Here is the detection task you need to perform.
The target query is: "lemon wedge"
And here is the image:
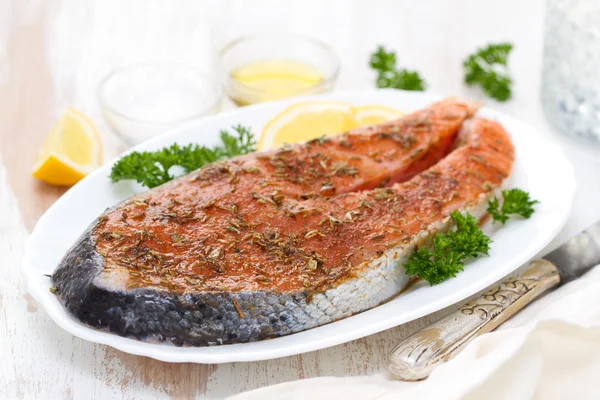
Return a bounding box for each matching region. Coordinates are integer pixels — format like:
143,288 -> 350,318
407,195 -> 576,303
32,108 -> 103,186
259,101 -> 356,150
258,102 -> 404,150
354,105 -> 405,127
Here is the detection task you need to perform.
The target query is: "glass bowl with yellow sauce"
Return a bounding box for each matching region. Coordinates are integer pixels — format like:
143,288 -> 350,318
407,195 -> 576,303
219,33 -> 340,106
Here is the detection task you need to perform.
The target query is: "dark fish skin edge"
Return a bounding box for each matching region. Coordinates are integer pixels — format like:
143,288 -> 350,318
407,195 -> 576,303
51,221 -> 315,346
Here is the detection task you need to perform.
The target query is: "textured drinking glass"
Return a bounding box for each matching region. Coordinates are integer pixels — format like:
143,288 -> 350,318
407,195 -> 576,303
542,0 -> 600,147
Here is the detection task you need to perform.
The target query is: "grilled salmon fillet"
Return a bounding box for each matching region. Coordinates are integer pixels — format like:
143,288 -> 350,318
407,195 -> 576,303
51,98 -> 514,346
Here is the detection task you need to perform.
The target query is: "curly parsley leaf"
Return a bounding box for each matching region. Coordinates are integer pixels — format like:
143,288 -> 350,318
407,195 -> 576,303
110,125 -> 256,188
369,46 -> 426,91
488,189 -> 539,224
217,125 -> 256,159
448,211 -> 492,258
404,211 -> 491,285
463,43 -> 513,102
405,234 -> 465,285
369,46 -> 397,72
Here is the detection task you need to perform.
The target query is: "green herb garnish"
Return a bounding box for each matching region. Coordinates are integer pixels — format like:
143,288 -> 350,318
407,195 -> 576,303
487,189 -> 539,224
110,125 -> 255,188
369,46 -> 426,91
405,211 -> 491,285
463,43 -> 513,102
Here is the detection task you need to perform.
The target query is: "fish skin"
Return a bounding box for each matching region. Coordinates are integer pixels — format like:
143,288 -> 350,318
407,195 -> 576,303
52,227 -> 411,345
51,100 -> 514,346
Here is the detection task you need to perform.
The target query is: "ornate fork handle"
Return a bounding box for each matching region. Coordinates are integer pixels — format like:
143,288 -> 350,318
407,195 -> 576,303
388,259 -> 560,381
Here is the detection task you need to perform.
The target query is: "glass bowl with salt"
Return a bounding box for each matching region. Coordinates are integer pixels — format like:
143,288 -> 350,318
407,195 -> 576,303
98,63 -> 222,145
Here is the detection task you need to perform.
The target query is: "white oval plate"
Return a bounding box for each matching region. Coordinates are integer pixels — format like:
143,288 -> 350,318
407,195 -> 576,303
24,90 -> 575,363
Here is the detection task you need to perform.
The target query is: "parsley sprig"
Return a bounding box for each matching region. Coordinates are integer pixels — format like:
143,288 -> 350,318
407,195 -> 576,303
463,43 -> 513,102
110,125 -> 255,188
405,211 -> 491,285
487,189 -> 539,224
369,46 -> 426,91
406,188 -> 539,284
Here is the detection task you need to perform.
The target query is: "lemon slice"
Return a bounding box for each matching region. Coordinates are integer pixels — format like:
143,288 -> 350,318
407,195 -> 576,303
258,101 -> 356,150
32,108 -> 103,186
258,102 -> 404,150
354,105 -> 405,126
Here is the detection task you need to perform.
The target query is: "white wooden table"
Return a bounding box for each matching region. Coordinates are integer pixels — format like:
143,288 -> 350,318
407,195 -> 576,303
2,0 -> 600,398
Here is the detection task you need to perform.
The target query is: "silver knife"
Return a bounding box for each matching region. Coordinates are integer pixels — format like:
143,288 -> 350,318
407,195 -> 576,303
388,222 -> 600,381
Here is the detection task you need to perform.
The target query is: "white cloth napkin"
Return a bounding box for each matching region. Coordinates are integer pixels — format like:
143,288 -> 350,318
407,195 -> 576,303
230,266 -> 600,400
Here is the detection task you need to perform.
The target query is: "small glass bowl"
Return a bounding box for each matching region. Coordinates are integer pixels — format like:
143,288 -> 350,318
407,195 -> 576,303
219,33 -> 340,106
98,63 -> 222,145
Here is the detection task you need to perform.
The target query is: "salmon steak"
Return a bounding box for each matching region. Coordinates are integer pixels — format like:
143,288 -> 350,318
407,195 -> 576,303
51,98 -> 515,346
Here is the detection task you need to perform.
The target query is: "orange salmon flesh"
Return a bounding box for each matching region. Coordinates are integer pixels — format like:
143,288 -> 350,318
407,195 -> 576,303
92,98 -> 514,294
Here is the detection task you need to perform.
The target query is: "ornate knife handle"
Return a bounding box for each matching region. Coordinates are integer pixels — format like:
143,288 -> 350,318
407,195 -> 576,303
388,259 -> 560,381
